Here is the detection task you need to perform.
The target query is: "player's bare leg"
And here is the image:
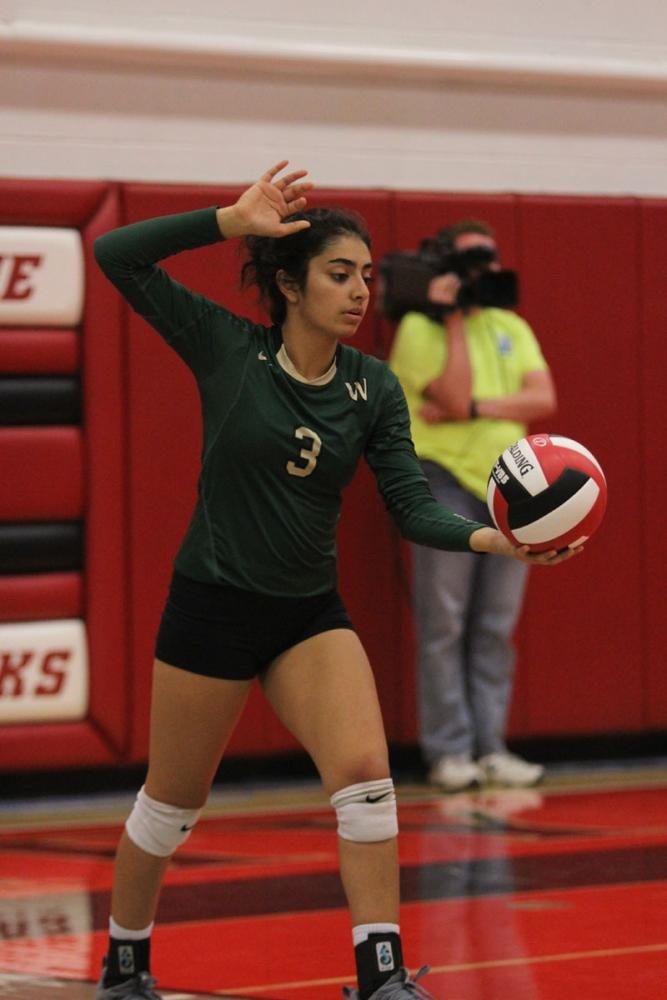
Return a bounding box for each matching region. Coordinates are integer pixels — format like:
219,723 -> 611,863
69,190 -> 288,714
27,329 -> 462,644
263,629 -> 409,997
112,661 -> 252,926
97,661 -> 252,997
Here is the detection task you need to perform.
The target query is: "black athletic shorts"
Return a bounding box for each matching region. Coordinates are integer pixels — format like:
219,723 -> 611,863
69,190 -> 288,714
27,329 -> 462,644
155,570 -> 355,680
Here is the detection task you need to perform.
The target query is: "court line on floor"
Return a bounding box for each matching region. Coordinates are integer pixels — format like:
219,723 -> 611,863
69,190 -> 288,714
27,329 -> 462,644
220,941 -> 667,994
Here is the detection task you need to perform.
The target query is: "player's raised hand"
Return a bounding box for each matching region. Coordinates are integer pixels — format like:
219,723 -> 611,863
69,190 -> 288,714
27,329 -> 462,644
217,161 -> 313,240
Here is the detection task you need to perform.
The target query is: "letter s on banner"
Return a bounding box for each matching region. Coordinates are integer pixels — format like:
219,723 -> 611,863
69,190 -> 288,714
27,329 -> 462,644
0,620 -> 88,724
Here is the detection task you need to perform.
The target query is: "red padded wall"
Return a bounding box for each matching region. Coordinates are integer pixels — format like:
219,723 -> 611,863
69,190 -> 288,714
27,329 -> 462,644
640,201 -> 667,728
0,180 -> 110,228
0,330 -> 79,373
2,177 -> 665,775
81,185 -> 132,759
389,192 -> 520,260
0,179 -> 128,771
515,197 -> 644,735
2,721 -> 124,770
0,427 -> 83,520
0,573 -> 82,622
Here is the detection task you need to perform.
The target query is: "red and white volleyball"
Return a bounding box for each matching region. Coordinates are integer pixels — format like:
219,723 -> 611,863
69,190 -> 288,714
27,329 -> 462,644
486,433 -> 607,552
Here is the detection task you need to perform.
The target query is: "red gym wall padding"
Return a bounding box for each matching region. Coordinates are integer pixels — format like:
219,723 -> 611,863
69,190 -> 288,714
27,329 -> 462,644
81,184 -> 132,761
0,180 -> 111,228
639,201 -> 667,728
0,573 -> 82,623
0,427 -> 83,521
0,330 -> 79,373
1,177 -> 666,774
0,180 -> 129,771
511,197 -> 644,736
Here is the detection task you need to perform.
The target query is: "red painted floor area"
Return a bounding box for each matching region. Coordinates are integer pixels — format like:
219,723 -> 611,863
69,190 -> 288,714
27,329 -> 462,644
0,775 -> 666,998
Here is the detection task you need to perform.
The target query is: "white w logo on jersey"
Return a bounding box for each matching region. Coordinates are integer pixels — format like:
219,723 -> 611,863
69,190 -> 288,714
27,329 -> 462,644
345,379 -> 368,401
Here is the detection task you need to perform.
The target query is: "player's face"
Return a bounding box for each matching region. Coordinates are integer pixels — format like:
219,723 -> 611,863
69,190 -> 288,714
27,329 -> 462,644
299,235 -> 372,339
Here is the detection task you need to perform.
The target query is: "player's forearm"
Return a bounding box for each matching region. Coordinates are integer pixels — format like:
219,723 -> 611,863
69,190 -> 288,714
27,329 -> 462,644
215,205 -> 251,240
469,527 -> 509,554
95,207 -> 223,278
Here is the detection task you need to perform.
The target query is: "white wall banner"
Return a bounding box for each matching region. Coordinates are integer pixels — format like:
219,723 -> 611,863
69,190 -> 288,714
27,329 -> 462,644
0,228 -> 84,327
0,889 -> 94,979
0,619 -> 89,723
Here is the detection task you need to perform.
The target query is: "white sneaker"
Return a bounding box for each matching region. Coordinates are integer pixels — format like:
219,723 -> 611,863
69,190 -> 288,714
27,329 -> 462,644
428,753 -> 481,792
478,752 -> 544,787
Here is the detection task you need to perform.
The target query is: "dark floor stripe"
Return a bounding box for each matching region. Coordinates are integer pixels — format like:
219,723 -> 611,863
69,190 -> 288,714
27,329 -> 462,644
87,842 -> 667,931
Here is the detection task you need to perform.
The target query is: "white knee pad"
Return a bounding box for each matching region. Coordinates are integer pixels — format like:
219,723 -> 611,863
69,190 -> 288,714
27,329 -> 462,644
330,779 -> 398,842
125,786 -> 202,858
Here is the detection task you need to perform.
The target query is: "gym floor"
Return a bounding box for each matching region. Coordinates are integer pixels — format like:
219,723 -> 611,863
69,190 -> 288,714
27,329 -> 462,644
1,757 -> 666,999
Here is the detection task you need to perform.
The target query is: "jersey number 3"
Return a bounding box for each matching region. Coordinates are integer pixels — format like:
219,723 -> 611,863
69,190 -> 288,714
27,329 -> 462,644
287,426 -> 322,478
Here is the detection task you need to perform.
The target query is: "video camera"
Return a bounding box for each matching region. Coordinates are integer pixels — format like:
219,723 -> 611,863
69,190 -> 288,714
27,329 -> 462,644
378,230 -> 519,322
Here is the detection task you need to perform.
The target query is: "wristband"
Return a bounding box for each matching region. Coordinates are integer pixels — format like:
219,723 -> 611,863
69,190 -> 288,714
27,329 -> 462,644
469,399 -> 478,419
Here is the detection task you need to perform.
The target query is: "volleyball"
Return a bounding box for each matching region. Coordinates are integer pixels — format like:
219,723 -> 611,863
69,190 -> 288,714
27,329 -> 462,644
486,433 -> 607,552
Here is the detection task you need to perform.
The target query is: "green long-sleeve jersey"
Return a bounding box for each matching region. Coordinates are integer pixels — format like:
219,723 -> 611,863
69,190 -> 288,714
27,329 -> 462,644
94,207 -> 486,596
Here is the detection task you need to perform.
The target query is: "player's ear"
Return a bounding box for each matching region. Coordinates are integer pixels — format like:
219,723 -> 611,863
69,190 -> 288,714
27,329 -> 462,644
276,269 -> 299,304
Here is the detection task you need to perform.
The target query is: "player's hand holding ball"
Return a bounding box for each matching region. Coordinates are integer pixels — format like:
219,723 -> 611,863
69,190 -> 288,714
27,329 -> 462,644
485,433 -> 607,563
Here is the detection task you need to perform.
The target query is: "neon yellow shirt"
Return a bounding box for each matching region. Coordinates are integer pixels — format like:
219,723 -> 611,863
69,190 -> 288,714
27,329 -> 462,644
389,308 -> 548,501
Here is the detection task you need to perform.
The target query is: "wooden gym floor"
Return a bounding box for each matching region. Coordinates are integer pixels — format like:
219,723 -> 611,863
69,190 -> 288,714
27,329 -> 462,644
1,759 -> 666,999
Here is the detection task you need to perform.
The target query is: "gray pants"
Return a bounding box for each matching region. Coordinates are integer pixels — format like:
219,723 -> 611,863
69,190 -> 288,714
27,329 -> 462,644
413,462 -> 529,764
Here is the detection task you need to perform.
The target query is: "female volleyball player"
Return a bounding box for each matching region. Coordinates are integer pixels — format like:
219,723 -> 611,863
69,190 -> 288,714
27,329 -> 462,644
93,162 -> 575,1000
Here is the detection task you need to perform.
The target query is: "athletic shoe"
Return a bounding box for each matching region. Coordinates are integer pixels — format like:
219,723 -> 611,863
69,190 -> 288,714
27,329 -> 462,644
478,751 -> 544,787
95,962 -> 162,1000
428,753 -> 481,792
342,965 -> 435,998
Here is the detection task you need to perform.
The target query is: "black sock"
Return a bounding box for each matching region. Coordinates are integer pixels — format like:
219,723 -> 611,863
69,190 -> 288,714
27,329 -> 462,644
104,936 -> 151,985
355,932 -> 403,999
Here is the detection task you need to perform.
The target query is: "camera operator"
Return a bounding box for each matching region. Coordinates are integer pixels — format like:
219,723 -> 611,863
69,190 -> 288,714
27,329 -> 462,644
388,219 -> 557,792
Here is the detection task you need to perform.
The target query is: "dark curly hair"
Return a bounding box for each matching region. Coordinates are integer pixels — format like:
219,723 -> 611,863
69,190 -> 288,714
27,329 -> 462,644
241,207 -> 371,325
